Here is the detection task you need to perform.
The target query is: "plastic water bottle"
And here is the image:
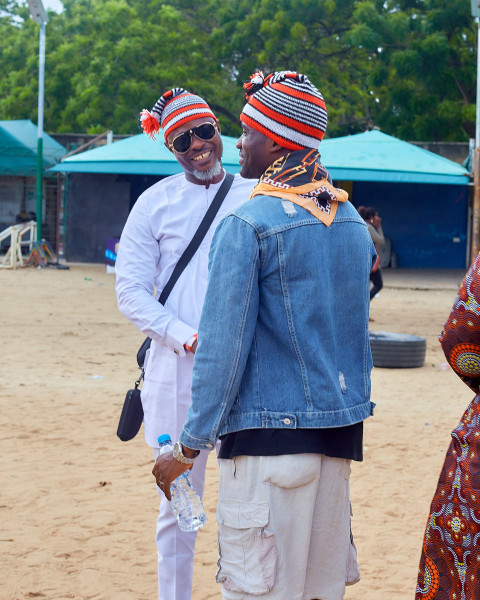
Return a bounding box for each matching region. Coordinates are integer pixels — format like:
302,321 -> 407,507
157,434 -> 207,533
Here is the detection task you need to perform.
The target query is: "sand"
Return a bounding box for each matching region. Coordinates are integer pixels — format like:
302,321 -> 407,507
0,264 -> 472,600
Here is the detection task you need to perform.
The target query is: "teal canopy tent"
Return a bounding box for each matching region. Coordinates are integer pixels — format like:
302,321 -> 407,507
50,129 -> 470,185
49,128 -> 472,267
0,120 -> 66,176
50,132 -> 242,175
320,130 -> 470,185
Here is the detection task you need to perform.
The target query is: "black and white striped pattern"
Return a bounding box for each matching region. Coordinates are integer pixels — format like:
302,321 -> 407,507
151,88 -> 186,121
241,71 -> 327,150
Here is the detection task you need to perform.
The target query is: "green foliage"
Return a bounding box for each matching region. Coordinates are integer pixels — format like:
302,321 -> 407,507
0,0 -> 477,141
204,0 -> 377,136
350,0 -> 476,140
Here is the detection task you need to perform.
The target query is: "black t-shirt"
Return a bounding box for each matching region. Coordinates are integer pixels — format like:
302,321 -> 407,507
218,422 -> 363,461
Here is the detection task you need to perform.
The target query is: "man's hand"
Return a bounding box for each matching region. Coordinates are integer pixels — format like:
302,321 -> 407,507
152,451 -> 191,501
184,334 -> 198,354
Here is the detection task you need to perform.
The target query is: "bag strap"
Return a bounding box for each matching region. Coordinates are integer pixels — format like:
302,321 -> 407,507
158,171 -> 235,305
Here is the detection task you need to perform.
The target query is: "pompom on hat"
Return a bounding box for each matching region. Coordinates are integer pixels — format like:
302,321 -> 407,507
240,70 -> 328,151
140,88 -> 217,141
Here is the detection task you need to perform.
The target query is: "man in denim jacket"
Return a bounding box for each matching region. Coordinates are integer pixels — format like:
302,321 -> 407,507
154,71 -> 376,600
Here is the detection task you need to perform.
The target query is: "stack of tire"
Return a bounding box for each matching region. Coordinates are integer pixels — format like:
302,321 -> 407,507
369,331 -> 426,368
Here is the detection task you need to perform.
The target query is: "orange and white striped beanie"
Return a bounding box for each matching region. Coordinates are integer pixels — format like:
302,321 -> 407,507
241,71 -> 327,150
140,88 -> 217,141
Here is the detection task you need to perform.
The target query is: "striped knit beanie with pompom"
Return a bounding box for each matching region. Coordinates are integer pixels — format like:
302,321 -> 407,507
140,88 -> 217,141
240,71 -> 327,150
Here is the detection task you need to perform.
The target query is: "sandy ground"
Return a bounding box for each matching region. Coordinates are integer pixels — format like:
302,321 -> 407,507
0,263 -> 473,600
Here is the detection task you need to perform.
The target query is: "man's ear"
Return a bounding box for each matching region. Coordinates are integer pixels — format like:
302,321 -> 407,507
268,138 -> 288,162
164,141 -> 173,154
215,120 -> 221,135
270,140 -> 283,152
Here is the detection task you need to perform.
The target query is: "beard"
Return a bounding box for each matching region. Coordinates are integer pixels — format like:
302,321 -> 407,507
189,159 -> 223,182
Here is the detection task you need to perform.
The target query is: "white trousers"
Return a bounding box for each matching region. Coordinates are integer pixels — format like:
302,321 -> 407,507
216,454 -> 355,600
145,347 -> 210,600
153,447 -> 209,600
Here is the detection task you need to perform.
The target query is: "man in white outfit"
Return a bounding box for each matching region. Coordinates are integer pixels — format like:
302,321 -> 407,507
115,88 -> 253,600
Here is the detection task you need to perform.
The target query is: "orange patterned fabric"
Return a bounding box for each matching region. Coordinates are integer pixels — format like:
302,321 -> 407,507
416,255 -> 480,599
250,149 -> 348,227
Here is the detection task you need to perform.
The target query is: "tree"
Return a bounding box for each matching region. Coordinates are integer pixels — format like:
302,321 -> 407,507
0,0 -> 377,137
349,0 -> 476,141
0,0 -> 231,134
0,0 -> 476,141
0,2 -> 41,124
207,0 -> 376,137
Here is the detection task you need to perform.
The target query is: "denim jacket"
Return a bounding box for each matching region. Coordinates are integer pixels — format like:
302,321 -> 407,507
180,195 -> 376,451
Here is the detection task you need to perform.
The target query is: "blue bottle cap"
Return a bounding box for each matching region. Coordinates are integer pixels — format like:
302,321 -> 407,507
158,434 -> 172,446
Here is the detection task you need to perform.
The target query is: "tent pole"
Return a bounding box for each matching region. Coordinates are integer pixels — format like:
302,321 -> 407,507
36,18 -> 46,242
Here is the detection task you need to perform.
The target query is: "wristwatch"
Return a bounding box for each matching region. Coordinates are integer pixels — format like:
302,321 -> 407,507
173,441 -> 200,464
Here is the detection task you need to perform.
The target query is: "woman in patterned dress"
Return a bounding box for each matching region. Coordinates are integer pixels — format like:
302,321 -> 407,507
416,254 -> 480,600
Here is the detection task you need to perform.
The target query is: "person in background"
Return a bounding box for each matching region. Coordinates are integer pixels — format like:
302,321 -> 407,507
153,70 -> 376,600
416,253 -> 480,599
115,88 -> 253,600
362,206 -> 384,301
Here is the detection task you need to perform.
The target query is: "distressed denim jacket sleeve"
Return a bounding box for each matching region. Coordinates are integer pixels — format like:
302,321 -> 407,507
179,214 -> 260,450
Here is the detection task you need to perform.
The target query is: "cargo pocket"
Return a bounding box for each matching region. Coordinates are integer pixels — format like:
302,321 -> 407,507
346,529 -> 360,585
262,454 -> 320,489
216,499 -> 278,594
339,459 -> 352,481
346,502 -> 360,586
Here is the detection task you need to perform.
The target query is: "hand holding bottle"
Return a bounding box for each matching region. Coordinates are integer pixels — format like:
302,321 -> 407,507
153,447 -> 190,501
153,435 -> 207,532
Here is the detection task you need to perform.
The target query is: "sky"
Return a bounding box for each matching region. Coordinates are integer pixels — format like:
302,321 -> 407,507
42,0 -> 63,12
16,0 -> 64,13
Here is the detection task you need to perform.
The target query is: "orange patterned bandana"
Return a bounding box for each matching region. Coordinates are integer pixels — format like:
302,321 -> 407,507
250,149 -> 347,226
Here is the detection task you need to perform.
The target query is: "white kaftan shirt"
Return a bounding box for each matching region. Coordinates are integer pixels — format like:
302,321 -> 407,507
116,172 -> 254,446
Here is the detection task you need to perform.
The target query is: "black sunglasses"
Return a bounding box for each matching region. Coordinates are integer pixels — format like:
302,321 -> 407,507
168,122 -> 218,154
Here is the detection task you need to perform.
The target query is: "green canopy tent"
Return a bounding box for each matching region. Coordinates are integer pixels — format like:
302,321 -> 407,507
0,120 -> 66,246
0,119 -> 66,176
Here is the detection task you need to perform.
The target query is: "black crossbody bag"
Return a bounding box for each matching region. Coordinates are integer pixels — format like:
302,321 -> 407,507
117,172 -> 235,441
